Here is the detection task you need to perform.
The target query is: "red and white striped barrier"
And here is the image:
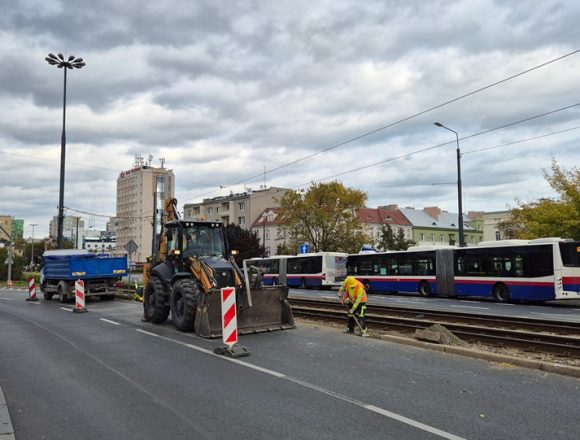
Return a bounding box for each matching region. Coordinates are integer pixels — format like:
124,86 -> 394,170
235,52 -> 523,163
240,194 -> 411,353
73,279 -> 87,313
213,287 -> 249,358
26,277 -> 39,302
221,287 -> 238,346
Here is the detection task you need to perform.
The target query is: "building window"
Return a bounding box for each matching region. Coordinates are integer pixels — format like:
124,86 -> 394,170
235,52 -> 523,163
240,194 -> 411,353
440,234 -> 445,242
267,212 -> 274,221
495,231 -> 501,240
238,216 -> 245,225
206,207 -> 213,215
420,233 -> 424,241
265,229 -> 270,239
238,202 -> 246,211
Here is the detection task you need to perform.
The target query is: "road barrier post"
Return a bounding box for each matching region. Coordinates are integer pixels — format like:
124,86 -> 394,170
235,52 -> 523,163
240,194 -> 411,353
213,287 -> 249,358
73,279 -> 87,313
26,277 -> 39,302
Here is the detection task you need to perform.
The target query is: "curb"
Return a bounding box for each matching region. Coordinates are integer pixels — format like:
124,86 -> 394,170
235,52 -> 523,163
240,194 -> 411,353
375,333 -> 580,378
0,386 -> 15,440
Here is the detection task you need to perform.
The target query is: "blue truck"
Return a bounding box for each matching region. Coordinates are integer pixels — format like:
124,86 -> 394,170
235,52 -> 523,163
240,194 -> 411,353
40,250 -> 128,302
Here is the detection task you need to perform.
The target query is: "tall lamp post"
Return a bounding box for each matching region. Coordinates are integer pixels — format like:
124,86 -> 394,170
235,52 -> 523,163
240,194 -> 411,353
30,223 -> 38,267
45,53 -> 85,248
434,122 -> 465,247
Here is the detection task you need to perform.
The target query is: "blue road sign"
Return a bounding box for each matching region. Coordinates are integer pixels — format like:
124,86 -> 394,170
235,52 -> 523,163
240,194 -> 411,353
299,243 -> 310,254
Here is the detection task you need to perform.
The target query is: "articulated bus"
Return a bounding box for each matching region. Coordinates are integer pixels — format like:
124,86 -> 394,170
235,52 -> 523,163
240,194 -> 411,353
346,238 -> 580,302
245,252 -> 348,289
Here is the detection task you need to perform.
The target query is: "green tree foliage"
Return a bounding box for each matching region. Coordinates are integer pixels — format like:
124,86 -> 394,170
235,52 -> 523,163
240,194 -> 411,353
224,223 -> 265,265
377,223 -> 414,250
498,160 -> 580,240
277,181 -> 368,253
0,247 -> 24,281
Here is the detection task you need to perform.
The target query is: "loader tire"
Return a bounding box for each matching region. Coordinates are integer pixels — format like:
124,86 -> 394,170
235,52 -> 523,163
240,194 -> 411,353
144,276 -> 170,323
170,278 -> 200,332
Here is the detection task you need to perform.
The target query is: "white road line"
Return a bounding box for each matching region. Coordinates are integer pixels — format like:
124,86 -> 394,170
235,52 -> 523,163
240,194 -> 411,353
450,305 -> 489,310
459,300 -> 482,304
59,307 -> 74,312
136,329 -> 466,440
27,301 -> 40,305
0,297 -> 13,300
496,303 -> 515,306
100,318 -> 120,326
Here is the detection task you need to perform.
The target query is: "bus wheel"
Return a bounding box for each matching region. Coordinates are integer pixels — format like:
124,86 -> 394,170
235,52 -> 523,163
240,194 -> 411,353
493,283 -> 510,303
363,280 -> 373,294
300,278 -> 307,289
418,281 -> 431,297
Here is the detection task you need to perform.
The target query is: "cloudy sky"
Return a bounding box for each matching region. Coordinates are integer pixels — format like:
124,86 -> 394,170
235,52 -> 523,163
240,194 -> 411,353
1,0 -> 579,238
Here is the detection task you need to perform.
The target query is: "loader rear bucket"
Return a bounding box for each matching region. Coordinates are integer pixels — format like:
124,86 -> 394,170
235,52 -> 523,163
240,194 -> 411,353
194,286 -> 295,338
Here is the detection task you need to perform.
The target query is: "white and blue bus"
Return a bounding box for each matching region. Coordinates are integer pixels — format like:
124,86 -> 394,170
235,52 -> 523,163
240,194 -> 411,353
346,238 -> 580,302
246,252 -> 348,289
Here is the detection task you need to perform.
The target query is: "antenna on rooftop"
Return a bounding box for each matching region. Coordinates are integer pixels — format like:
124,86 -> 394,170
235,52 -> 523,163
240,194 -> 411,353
159,157 -> 165,168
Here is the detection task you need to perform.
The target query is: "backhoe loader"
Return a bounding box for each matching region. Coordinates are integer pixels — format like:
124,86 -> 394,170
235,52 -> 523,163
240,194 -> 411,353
142,198 -> 294,338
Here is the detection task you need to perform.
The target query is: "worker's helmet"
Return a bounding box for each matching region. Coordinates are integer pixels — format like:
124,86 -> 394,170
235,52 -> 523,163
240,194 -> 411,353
344,276 -> 357,288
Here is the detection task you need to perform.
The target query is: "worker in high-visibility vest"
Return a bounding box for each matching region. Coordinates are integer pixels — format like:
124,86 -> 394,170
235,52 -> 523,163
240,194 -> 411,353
338,276 -> 368,337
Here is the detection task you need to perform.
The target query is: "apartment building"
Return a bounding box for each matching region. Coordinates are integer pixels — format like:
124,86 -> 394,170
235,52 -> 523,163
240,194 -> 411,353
115,163 -> 175,263
184,186 -> 289,229
250,208 -> 287,256
357,207 -> 413,249
49,216 -> 85,249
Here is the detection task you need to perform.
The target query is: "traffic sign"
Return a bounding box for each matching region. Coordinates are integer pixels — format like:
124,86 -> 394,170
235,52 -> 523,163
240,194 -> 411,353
124,240 -> 138,254
299,243 -> 310,254
4,257 -> 13,265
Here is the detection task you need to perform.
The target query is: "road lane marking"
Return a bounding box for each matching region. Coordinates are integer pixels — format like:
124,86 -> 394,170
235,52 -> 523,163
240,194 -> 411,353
496,303 -> 515,306
60,307 -> 74,312
0,297 -> 13,300
27,301 -> 40,305
100,318 -> 120,326
450,305 -> 488,310
136,329 -> 466,440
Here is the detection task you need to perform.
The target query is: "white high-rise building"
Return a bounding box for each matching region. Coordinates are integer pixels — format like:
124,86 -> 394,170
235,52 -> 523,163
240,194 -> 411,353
116,160 -> 175,264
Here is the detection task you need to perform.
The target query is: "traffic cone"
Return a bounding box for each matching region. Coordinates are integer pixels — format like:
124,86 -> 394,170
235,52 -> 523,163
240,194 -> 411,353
26,277 -> 39,302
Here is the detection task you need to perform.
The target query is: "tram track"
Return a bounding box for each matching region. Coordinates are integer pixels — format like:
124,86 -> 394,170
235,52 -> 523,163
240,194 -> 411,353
288,297 -> 580,358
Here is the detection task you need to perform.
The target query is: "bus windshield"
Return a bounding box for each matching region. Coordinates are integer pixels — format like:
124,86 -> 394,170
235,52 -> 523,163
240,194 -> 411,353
183,225 -> 225,258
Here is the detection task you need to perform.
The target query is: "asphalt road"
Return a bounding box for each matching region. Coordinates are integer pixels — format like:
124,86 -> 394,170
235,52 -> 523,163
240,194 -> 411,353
0,288 -> 579,440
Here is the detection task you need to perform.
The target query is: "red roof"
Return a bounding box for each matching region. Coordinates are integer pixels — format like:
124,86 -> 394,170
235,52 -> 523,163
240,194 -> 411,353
356,208 -> 412,226
251,208 -> 282,228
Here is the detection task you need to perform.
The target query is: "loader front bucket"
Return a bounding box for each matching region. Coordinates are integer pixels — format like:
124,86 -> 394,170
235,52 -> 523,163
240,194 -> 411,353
194,286 -> 295,338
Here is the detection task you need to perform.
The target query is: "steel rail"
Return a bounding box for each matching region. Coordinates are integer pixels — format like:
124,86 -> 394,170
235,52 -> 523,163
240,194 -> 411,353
289,298 -> 580,358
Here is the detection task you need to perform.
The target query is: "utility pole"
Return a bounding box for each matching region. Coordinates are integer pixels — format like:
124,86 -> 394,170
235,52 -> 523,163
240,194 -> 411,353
0,224 -> 14,286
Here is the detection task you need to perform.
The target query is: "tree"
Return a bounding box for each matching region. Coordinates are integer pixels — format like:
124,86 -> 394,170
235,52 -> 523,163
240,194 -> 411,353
498,160 -> 580,240
224,224 -> 265,266
377,223 -> 414,251
277,181 -> 368,253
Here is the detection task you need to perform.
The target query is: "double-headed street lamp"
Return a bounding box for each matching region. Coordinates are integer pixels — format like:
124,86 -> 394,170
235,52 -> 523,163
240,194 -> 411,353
45,53 -> 85,248
434,122 -> 465,247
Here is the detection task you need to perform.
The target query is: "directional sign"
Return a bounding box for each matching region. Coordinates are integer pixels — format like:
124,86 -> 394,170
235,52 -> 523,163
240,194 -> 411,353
124,239 -> 138,254
4,257 -> 13,265
299,243 -> 310,254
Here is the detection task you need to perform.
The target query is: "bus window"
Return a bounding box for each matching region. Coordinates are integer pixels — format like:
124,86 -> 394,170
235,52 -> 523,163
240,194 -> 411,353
399,257 -> 413,275
514,255 -> 524,277
386,258 -> 398,275
560,242 -> 580,267
416,257 -> 434,275
455,256 -> 465,275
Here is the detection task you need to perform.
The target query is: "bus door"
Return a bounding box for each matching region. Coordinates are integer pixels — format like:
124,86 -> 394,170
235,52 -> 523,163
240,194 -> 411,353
278,257 -> 288,287
436,248 -> 455,297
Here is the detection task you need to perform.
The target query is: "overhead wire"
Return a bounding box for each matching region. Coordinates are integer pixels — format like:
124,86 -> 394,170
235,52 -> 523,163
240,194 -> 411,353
190,49 -> 580,200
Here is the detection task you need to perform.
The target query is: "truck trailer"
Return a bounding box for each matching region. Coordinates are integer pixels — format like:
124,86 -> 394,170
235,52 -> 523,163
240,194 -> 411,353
40,250 -> 128,302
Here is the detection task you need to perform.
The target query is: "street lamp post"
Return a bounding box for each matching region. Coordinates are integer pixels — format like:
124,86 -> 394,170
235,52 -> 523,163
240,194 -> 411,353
434,122 -> 465,247
30,223 -> 38,267
45,53 -> 85,249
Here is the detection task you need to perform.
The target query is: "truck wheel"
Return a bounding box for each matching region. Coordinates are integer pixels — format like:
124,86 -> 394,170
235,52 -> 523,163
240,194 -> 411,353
43,292 -> 53,300
170,278 -> 200,332
144,276 -> 170,323
58,282 -> 69,303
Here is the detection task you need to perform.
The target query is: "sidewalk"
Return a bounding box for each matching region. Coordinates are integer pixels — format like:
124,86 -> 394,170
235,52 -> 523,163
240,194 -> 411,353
0,385 -> 15,440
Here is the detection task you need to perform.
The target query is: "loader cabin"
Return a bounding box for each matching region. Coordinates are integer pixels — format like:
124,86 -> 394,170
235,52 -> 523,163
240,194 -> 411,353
164,221 -> 227,259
